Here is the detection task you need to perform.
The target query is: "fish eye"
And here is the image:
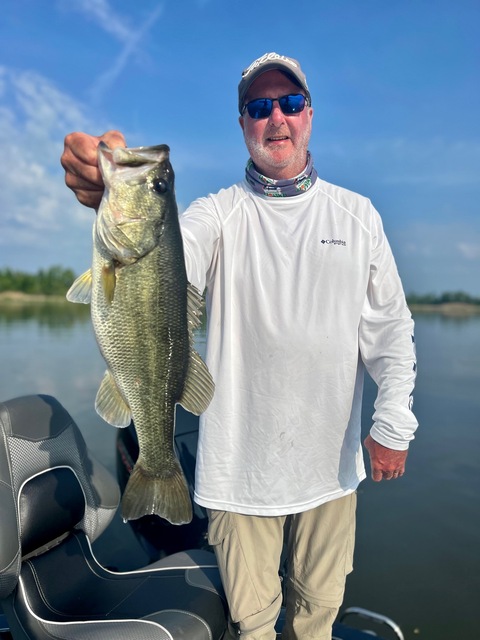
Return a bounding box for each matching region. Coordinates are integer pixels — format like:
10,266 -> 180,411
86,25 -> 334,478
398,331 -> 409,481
153,179 -> 169,194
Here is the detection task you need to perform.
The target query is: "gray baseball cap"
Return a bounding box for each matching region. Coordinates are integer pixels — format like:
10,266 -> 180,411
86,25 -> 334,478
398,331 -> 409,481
238,52 -> 311,114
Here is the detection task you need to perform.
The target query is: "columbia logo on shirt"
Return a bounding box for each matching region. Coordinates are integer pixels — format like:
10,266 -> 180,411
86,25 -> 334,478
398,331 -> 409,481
321,239 -> 347,246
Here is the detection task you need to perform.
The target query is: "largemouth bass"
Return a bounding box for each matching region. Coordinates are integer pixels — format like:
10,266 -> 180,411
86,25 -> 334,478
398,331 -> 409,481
67,142 -> 214,525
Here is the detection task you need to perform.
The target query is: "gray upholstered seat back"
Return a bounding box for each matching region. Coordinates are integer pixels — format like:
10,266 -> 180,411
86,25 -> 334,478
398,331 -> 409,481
0,394 -> 120,598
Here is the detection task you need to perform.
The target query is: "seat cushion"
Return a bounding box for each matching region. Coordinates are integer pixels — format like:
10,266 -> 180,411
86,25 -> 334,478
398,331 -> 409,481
7,532 -> 227,640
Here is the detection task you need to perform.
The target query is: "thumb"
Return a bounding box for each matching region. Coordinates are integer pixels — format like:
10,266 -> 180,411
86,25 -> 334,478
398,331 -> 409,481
97,130 -> 127,150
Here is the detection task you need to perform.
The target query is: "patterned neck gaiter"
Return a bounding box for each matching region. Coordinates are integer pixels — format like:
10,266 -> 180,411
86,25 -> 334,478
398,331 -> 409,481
245,152 -> 318,197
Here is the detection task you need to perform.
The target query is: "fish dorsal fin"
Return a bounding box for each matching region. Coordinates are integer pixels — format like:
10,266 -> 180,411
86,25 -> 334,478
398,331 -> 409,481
95,369 -> 132,427
66,269 -> 93,304
186,282 -> 205,331
178,283 -> 215,415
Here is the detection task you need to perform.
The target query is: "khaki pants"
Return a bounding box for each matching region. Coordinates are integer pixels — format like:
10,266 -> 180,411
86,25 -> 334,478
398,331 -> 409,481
207,493 -> 356,640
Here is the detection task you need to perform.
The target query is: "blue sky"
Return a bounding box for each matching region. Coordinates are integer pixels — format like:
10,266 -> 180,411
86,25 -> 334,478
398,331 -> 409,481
0,0 -> 479,295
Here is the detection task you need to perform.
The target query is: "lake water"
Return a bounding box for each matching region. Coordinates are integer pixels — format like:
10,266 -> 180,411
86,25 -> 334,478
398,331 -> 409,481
1,303 -> 479,640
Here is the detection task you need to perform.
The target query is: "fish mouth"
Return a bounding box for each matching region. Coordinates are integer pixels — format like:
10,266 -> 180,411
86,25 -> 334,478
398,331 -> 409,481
112,144 -> 170,166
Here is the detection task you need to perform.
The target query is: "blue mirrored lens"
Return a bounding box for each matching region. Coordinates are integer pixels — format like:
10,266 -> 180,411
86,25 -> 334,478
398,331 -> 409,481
245,94 -> 306,119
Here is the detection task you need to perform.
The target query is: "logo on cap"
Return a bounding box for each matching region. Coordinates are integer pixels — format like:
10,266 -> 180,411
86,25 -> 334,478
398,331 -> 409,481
242,52 -> 299,78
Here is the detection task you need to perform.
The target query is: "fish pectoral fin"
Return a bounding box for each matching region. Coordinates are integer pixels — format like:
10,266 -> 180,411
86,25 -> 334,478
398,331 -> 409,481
66,268 -> 92,304
178,349 -> 215,415
95,369 -> 132,427
101,262 -> 116,304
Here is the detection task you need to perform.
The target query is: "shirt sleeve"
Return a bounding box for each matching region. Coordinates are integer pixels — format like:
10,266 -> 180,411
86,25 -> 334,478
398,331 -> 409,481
358,204 -> 418,450
179,196 -> 221,293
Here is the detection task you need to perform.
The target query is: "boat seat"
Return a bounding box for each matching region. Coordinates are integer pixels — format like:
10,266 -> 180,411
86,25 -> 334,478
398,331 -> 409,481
0,394 -> 227,640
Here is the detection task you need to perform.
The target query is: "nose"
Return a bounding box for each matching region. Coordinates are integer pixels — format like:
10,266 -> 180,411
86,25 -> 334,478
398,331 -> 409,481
268,100 -> 286,126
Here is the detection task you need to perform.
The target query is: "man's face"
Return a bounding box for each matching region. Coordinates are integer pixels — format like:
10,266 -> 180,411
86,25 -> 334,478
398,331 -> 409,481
239,70 -> 313,180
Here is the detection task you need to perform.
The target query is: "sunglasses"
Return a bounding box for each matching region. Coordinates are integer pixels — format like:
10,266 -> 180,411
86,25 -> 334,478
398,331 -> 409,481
242,93 -> 309,119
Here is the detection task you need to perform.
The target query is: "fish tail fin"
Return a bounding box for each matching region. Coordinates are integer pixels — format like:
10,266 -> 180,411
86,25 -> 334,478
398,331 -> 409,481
121,459 -> 193,525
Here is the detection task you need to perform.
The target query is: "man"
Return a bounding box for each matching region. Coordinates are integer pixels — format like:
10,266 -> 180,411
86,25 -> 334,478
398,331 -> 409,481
61,52 -> 418,640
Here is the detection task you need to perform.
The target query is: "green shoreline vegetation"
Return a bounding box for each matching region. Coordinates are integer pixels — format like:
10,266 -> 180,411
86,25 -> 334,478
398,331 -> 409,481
1,266 -> 479,316
0,266 -> 76,299
406,292 -> 480,316
0,267 -> 90,327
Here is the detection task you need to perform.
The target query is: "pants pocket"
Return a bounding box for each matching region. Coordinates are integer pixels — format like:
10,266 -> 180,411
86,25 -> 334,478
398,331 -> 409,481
207,508 -> 235,545
207,510 -> 282,626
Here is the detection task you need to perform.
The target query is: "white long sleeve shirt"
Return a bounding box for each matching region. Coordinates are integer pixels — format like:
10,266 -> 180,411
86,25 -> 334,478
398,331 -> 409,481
180,177 -> 418,516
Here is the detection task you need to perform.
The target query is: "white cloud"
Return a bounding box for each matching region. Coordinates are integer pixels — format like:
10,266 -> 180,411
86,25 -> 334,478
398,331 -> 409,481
0,67 -> 6,96
394,221 -> 480,256
66,0 -> 136,43
61,0 -> 164,105
0,64 -> 207,274
457,242 -> 480,261
89,5 -> 163,104
316,136 -> 480,188
11,71 -> 90,142
389,220 -> 480,295
0,67 -> 103,269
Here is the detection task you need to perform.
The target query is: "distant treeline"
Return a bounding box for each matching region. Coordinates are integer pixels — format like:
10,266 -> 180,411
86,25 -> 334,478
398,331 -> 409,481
1,267 -> 479,306
0,266 -> 76,296
407,291 -> 480,306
